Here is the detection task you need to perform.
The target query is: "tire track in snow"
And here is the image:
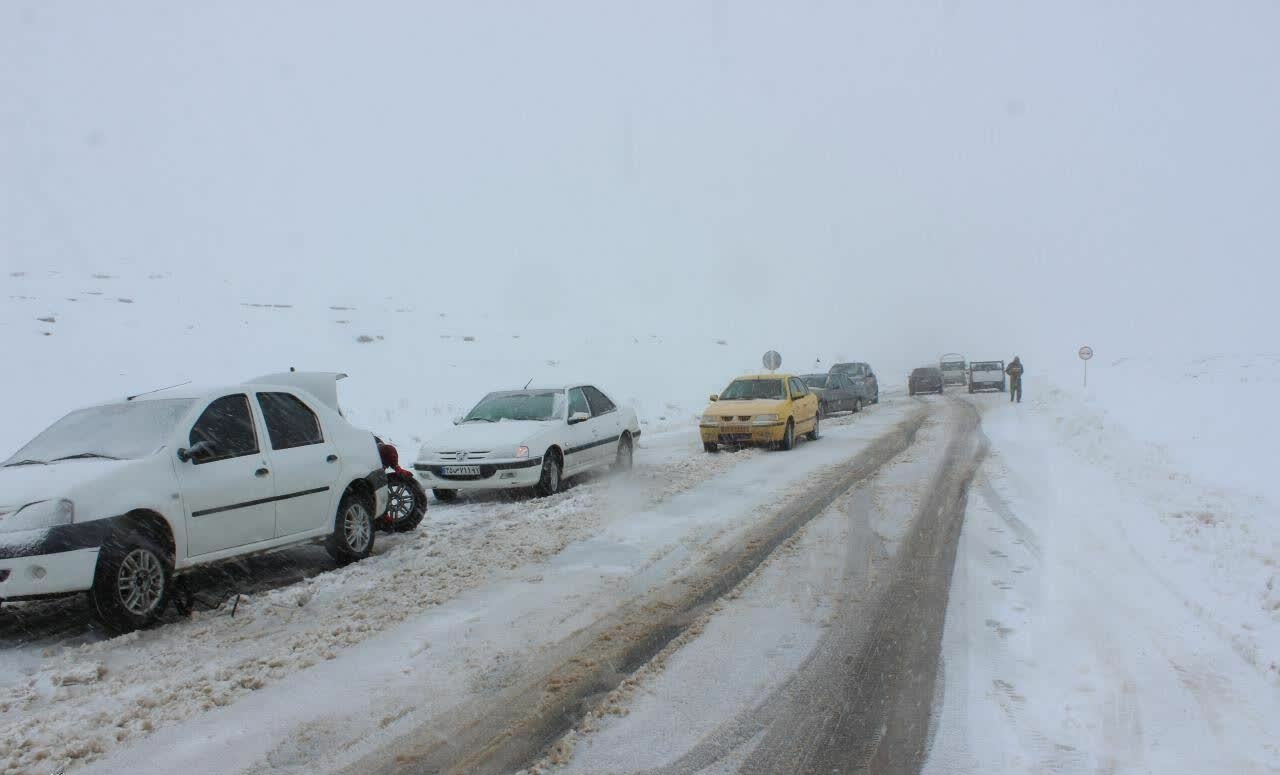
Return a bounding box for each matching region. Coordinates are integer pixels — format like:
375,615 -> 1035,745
346,406 -> 933,775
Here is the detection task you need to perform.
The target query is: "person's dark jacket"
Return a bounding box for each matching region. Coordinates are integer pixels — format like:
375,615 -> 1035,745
1006,358 -> 1024,377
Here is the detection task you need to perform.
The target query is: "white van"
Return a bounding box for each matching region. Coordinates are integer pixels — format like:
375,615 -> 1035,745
939,353 -> 968,386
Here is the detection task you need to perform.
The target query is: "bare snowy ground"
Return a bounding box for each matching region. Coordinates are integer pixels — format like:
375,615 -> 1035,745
924,373 -> 1280,774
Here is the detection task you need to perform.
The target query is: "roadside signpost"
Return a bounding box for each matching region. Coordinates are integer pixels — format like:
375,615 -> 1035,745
1078,345 -> 1094,387
762,350 -> 782,372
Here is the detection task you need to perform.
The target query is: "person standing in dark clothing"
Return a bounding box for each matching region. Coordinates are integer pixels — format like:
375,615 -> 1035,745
1006,356 -> 1024,402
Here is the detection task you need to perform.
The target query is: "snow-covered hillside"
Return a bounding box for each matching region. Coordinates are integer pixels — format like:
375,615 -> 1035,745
2,267 -> 897,460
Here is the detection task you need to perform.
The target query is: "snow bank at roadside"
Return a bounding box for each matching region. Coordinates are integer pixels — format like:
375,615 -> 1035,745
925,357 -> 1280,775
1025,357 -> 1280,679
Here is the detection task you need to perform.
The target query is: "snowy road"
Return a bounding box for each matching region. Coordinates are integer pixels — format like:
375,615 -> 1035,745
7,375 -> 1276,775
541,398 -> 985,775
1,396 -> 928,775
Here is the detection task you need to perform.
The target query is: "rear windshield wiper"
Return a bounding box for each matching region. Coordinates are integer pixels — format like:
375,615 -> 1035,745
2,459 -> 47,467
50,453 -> 122,462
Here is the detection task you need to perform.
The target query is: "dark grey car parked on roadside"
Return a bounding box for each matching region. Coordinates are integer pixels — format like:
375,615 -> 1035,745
799,372 -> 865,415
828,362 -> 880,405
909,367 -> 945,396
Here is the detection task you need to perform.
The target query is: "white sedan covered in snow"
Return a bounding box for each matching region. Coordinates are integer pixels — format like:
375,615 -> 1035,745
0,372 -> 388,632
414,385 -> 640,500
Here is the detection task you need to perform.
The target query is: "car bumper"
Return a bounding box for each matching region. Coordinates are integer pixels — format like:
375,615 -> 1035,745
0,546 -> 99,600
413,458 -> 544,490
700,422 -> 786,445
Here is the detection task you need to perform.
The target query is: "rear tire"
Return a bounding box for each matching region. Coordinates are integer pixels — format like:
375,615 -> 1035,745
853,397 -> 863,413
90,530 -> 172,633
703,442 -> 719,453
326,489 -> 376,564
872,391 -> 879,404
807,412 -> 821,441
386,472 -> 427,532
777,419 -> 795,451
534,452 -> 562,497
432,488 -> 459,503
613,434 -> 634,472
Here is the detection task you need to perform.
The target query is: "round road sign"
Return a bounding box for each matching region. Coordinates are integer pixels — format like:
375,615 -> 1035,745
762,350 -> 782,371
1078,346 -> 1094,361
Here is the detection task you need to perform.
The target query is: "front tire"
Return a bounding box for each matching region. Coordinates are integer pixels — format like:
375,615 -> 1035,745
326,489 -> 376,564
534,452 -> 563,497
91,531 -> 173,633
432,488 -> 459,503
777,419 -> 795,451
872,390 -> 880,404
386,472 -> 427,532
807,412 -> 821,441
853,397 -> 863,413
703,442 -> 719,453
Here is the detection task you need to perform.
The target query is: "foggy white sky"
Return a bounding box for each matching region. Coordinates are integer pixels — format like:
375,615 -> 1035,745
3,1 -> 1278,372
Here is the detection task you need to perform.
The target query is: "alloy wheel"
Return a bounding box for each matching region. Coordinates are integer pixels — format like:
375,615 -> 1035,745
343,502 -> 372,551
386,481 -> 413,524
117,549 -> 165,616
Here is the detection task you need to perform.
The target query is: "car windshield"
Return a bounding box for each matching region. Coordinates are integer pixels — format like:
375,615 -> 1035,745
720,379 -> 785,400
800,375 -> 829,389
464,391 -> 565,422
972,362 -> 1001,370
4,399 -> 195,465
914,369 -> 940,377
940,361 -> 966,370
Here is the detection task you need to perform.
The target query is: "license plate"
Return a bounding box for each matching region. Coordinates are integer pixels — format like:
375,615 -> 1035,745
723,425 -> 749,434
442,465 -> 481,476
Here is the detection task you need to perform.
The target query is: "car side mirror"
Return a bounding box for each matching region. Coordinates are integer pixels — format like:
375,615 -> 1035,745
453,416 -> 464,425
708,394 -> 719,402
177,439 -> 215,463
568,411 -> 591,425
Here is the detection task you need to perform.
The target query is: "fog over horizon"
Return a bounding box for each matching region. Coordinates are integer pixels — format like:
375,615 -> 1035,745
4,1 -> 1278,377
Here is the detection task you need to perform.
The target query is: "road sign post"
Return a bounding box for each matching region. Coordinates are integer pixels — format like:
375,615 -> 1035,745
1078,345 -> 1094,387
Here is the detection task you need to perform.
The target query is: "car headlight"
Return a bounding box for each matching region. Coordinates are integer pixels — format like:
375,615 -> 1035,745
515,445 -> 530,458
752,414 -> 780,425
700,415 -> 720,425
1,499 -> 74,534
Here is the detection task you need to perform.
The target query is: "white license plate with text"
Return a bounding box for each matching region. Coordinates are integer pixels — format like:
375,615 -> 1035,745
442,465 -> 481,476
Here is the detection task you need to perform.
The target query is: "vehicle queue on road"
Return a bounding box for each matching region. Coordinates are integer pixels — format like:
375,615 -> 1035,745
0,352 -> 1013,633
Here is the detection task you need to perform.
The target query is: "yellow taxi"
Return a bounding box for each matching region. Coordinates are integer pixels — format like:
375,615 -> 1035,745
699,373 -> 821,452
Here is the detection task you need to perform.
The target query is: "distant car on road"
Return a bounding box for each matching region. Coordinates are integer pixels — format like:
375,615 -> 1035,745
799,373 -> 865,415
700,374 -> 820,452
414,385 -> 639,502
0,372 -> 389,632
939,354 -> 967,386
909,367 -> 945,396
827,362 -> 879,405
968,360 -> 1007,393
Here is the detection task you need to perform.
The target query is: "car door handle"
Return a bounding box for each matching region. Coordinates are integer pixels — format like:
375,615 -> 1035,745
255,468 -> 270,477
326,454 -> 338,463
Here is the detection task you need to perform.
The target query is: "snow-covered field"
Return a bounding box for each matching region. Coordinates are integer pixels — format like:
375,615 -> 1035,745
0,268 -> 904,459
924,365 -> 1280,774
5,272 -> 1279,775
